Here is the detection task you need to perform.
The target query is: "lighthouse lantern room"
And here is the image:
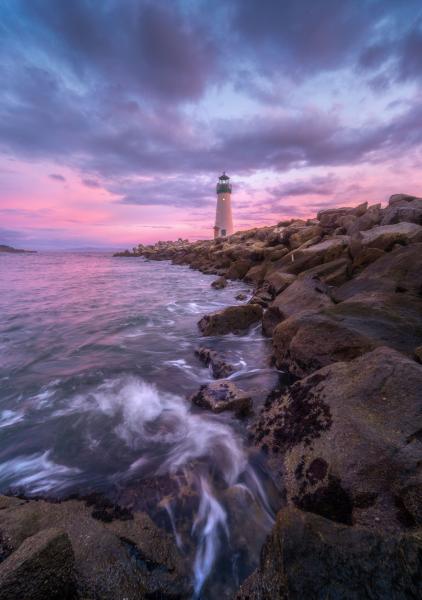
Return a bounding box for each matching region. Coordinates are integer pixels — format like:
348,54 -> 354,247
214,172 -> 234,238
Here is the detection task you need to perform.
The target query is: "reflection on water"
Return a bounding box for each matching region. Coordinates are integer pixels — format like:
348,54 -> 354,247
0,251 -> 280,598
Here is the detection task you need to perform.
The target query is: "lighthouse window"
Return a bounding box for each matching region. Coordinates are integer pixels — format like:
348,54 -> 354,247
221,229 -> 226,236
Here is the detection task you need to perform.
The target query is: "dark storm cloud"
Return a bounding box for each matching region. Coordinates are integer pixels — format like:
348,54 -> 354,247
0,0 -> 422,211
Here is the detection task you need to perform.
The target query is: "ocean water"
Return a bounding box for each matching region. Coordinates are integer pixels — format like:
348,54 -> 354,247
0,251 -> 280,598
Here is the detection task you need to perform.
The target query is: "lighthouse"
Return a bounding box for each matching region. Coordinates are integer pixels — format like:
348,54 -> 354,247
213,172 -> 234,239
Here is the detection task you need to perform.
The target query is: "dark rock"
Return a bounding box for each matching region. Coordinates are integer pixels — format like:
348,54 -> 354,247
198,304 -> 263,336
0,495 -> 190,600
244,263 -> 268,285
254,347 -> 422,531
296,257 -> 352,286
346,203 -> 382,235
195,346 -> 235,378
351,247 -> 385,272
267,276 -> 333,334
190,380 -> 252,416
332,243 -> 422,302
415,346 -> 422,363
264,271 -> 296,295
272,290 -> 422,377
235,292 -> 248,301
0,528 -> 75,600
235,507 -> 422,600
211,276 -> 227,289
226,258 -> 253,280
271,237 -> 350,276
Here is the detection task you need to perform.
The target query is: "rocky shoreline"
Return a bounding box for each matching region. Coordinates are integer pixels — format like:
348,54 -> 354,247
116,193 -> 422,598
1,193 -> 421,599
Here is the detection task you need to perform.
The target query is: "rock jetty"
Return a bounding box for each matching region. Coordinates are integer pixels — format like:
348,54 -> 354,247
115,193 -> 422,599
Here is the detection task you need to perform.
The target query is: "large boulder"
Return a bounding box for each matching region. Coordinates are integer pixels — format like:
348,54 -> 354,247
190,380 -> 252,416
0,496 -> 190,600
272,291 -> 422,377
264,272 -> 296,295
235,507 -> 422,600
0,528 -> 75,600
346,203 -> 382,235
381,194 -> 422,226
270,237 -> 350,276
296,257 -> 352,286
358,222 -> 422,251
332,243 -> 422,302
263,277 -> 333,337
317,203 -> 367,231
225,258 -> 253,280
288,225 -> 322,250
253,347 -> 422,531
198,304 -> 263,336
272,310 -> 376,377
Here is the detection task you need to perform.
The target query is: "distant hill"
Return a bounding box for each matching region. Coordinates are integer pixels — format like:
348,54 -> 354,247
0,244 -> 36,254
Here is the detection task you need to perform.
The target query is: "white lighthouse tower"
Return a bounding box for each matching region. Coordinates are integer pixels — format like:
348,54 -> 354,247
213,172 -> 234,239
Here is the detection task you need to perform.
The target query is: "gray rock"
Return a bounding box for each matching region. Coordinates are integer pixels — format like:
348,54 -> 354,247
254,347 -> 422,531
272,291 -> 422,377
381,194 -> 422,226
332,243 -> 422,302
0,528 -> 75,600
235,507 -> 422,600
190,380 -> 252,416
359,222 -> 422,251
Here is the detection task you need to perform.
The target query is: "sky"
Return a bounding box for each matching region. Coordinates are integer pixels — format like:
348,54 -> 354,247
0,0 -> 422,249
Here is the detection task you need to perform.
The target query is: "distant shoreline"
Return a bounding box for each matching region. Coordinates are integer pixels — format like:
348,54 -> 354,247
0,244 -> 37,254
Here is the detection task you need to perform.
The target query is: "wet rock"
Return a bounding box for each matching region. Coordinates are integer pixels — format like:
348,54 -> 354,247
211,276 -> 227,289
0,528 -> 75,600
235,292 -> 248,301
198,304 -> 263,336
332,243 -> 422,302
235,507 -> 422,600
272,291 -> 422,377
359,221 -> 422,251
190,381 -> 252,416
0,496 -> 190,600
254,347 -> 422,531
195,346 -> 235,378
381,194 -> 422,226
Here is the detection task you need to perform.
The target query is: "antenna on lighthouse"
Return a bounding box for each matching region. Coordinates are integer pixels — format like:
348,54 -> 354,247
214,172 -> 234,239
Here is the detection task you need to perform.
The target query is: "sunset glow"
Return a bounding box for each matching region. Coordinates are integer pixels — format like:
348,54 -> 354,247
1,1 -> 422,248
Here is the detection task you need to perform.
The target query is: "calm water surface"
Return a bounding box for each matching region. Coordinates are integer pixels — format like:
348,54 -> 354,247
0,252 -> 279,598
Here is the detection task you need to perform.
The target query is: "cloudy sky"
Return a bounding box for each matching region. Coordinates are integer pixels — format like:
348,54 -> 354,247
1,0 -> 422,249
